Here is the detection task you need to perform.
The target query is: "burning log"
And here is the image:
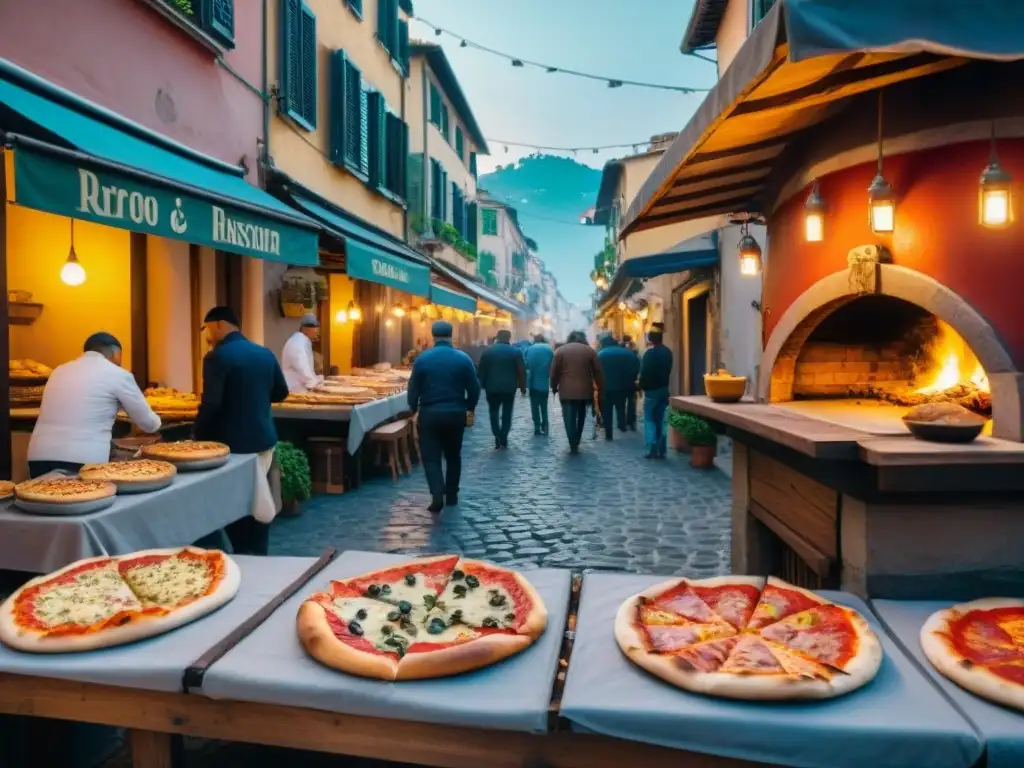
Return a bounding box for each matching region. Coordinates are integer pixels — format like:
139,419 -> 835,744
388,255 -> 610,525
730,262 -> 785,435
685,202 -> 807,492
847,384 -> 991,417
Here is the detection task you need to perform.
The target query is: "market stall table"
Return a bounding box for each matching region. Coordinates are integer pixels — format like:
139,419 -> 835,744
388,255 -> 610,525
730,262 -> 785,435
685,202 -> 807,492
560,573 -> 983,768
873,599 -> 1024,768
0,454 -> 257,573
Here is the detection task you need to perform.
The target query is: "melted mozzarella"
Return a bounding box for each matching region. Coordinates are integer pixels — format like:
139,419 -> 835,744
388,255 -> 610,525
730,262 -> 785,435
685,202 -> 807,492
33,564 -> 141,629
432,580 -> 515,628
330,597 -> 416,652
121,556 -> 212,607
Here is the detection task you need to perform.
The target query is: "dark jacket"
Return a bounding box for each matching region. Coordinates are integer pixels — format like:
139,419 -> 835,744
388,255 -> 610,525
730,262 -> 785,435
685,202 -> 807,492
479,342 -> 526,395
407,340 -> 481,414
550,341 -> 604,401
639,344 -> 673,391
597,337 -> 641,393
194,331 -> 289,454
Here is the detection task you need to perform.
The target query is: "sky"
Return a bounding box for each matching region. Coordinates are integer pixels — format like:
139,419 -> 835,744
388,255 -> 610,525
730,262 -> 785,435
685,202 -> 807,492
409,0 -> 718,176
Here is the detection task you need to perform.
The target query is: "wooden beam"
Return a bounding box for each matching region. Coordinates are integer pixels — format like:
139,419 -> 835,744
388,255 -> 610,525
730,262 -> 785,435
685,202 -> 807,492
0,151 -> 10,480
129,232 -> 149,389
131,729 -> 174,768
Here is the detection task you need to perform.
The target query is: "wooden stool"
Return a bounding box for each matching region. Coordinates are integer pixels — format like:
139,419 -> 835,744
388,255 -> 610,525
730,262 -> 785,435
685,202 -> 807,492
308,437 -> 345,494
368,420 -> 411,482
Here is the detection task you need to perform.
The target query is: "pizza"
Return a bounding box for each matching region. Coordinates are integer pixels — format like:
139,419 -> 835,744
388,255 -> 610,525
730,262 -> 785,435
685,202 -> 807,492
140,440 -> 229,463
0,481 -> 13,501
79,460 -> 177,490
921,598 -> 1024,711
615,576 -> 882,700
297,555 -> 547,680
0,547 -> 240,653
15,477 -> 116,505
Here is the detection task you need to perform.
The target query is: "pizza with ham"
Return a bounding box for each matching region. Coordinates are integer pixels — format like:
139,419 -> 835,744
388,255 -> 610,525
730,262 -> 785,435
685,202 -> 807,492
0,547 -> 240,653
616,576 -> 882,700
921,598 -> 1024,711
297,555 -> 547,680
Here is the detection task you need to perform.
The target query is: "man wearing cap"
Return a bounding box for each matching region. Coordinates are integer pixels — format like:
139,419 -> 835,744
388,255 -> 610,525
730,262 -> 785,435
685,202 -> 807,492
28,332 -> 161,478
195,306 -> 290,554
281,312 -> 323,393
478,329 -> 526,449
407,321 -> 480,514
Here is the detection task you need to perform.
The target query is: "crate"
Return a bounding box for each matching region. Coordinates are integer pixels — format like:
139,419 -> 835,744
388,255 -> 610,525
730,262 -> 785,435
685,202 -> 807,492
308,437 -> 345,494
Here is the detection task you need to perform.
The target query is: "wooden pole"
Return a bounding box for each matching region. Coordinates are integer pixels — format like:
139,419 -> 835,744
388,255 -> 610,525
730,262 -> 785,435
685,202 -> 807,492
0,150 -> 11,480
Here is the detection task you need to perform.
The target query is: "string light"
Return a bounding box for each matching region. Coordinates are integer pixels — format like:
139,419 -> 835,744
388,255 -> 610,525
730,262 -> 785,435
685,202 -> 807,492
415,17 -> 712,94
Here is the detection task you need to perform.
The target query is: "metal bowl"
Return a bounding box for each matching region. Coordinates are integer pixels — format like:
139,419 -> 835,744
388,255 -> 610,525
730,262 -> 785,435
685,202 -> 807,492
902,419 -> 985,443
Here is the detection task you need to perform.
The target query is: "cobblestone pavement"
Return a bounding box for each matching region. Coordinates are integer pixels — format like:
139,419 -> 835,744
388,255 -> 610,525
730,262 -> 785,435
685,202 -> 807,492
272,394 -> 733,577
100,396 -> 731,767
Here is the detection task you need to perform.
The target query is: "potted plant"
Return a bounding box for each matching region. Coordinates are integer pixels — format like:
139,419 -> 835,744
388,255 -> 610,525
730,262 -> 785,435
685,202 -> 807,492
679,415 -> 718,468
668,409 -> 693,453
276,441 -> 312,516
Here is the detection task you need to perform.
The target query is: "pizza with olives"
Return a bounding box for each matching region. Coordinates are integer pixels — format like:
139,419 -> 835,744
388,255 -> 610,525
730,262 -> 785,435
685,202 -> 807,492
296,555 -> 547,680
0,547 -> 240,653
921,598 -> 1024,712
615,576 -> 882,700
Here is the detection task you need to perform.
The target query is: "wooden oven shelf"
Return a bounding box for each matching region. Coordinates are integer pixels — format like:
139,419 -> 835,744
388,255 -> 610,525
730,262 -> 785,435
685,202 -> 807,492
8,301 -> 43,326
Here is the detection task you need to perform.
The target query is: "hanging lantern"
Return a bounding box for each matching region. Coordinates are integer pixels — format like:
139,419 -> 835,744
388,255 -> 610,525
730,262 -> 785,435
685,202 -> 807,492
334,308 -> 348,323
738,227 -> 762,277
60,219 -> 87,286
804,180 -> 826,242
868,91 -> 896,234
347,301 -> 362,322
980,123 -> 1013,227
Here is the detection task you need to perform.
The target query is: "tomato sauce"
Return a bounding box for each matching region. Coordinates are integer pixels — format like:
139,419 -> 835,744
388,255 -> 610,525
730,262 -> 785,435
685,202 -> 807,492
463,563 -> 532,630
343,555 -> 460,594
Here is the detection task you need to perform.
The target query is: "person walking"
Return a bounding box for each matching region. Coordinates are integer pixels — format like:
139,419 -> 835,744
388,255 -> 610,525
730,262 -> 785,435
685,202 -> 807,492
596,334 -> 640,441
622,334 -> 640,431
639,324 -> 674,459
550,330 -> 603,454
478,329 -> 526,449
524,333 -> 554,436
407,321 -> 480,514
194,306 -> 290,555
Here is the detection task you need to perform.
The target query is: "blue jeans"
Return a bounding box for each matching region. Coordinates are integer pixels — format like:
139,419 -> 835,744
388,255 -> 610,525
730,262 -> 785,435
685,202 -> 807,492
643,387 -> 670,456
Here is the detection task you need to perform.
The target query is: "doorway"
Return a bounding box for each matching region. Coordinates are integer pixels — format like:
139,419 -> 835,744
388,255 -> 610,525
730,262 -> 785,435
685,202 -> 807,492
688,292 -> 709,395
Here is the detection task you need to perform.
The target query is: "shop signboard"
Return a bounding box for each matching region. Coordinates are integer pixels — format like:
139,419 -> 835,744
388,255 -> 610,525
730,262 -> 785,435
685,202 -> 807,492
345,239 -> 431,297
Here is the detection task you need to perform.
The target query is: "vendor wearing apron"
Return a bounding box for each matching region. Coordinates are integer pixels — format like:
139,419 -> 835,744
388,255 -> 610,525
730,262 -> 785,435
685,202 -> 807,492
27,332 -> 161,478
194,306 -> 289,555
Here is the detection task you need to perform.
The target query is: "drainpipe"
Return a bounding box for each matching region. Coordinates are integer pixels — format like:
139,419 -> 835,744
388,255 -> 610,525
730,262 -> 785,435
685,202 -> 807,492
400,57 -> 408,241
420,64 -> 434,240
261,0 -> 271,182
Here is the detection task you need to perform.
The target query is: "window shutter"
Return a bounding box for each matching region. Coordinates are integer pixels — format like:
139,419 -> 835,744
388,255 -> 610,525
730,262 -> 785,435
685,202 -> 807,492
441,104 -> 450,143
397,20 -> 410,75
398,119 -> 409,198
359,87 -> 370,175
329,50 -> 347,166
377,0 -> 398,53
451,184 -> 462,235
430,159 -> 440,220
367,92 -> 387,191
467,202 -> 478,247
429,83 -> 441,128
376,0 -> 388,46
455,127 -> 464,162
299,5 -> 317,128
469,151 -> 477,179
440,168 -> 448,221
384,113 -> 408,198
346,0 -> 363,17
342,58 -> 363,170
280,0 -> 302,120
204,0 -> 236,48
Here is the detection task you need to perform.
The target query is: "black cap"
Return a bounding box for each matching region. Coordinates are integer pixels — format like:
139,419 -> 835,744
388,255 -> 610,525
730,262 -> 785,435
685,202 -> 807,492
203,306 -> 240,326
431,320 -> 453,338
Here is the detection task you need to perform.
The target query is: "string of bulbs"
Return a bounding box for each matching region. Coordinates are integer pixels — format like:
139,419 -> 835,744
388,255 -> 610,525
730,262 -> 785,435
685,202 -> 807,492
414,17 -> 714,94
486,137 -> 663,157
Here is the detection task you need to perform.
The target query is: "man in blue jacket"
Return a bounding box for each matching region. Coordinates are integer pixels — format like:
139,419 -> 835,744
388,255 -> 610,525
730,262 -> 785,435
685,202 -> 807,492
524,333 -> 554,436
597,335 -> 641,440
622,334 -> 640,431
194,306 -> 290,555
408,321 -> 481,514
478,329 -> 526,449
639,325 -> 674,459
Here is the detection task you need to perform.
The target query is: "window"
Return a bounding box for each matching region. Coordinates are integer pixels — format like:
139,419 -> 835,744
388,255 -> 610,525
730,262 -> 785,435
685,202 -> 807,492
469,151 -> 477,179
430,159 -> 448,221
329,50 -> 367,177
397,20 -> 410,75
367,92 -> 387,191
441,103 -> 450,143
345,0 -> 362,19
466,202 -> 478,247
163,0 -> 236,48
452,184 -> 464,236
429,82 -> 442,129
481,208 -> 498,236
377,0 -> 399,57
455,126 -> 464,163
280,0 -> 317,130
752,0 -> 777,26
384,112 -> 408,200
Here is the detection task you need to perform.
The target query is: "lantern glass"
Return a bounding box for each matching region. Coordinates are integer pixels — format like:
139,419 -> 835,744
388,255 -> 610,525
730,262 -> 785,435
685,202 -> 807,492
981,188 -> 1010,227
739,253 -> 760,276
870,199 -> 895,233
349,306 -> 362,322
805,212 -> 824,242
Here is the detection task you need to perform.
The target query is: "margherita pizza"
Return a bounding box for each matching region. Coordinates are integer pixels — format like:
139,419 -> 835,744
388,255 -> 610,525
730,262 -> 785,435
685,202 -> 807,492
140,440 -> 229,463
80,460 -> 177,491
297,555 -> 547,680
616,576 -> 882,700
0,547 -> 240,653
921,598 -> 1024,711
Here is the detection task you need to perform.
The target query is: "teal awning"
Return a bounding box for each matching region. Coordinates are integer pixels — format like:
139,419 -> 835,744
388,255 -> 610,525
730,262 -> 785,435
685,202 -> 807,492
430,283 -> 477,313
427,256 -> 527,317
285,192 -> 431,297
0,65 -> 320,265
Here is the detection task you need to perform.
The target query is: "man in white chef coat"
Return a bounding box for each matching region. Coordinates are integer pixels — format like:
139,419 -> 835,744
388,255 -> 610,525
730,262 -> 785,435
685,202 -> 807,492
281,312 -> 323,393
27,332 -> 161,478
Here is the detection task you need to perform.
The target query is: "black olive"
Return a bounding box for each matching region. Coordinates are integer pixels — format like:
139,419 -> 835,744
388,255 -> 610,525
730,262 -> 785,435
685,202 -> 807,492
505,612 -> 515,622
398,600 -> 412,614
366,584 -> 381,597
453,584 -> 467,596
355,609 -> 368,620
348,620 -> 364,636
380,584 -> 392,595
450,609 -> 463,620
452,569 -> 464,580
481,617 -> 498,628
381,625 -> 393,635
489,595 -> 507,607
427,618 -> 446,635
387,610 -> 401,621
404,573 -> 416,586
465,575 -> 480,589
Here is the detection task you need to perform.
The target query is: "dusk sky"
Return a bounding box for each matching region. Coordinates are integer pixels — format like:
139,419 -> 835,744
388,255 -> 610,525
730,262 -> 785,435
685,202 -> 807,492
410,0 -> 718,175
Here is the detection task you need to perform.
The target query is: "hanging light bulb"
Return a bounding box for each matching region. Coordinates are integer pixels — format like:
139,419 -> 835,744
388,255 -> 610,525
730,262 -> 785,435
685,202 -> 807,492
60,219 -> 87,286
393,303 -> 406,317
804,180 -> 826,242
738,224 -> 762,277
335,308 -> 348,323
618,301 -> 627,312
375,304 -> 384,313
868,92 -> 896,234
347,301 -> 362,322
980,121 -> 1013,227
385,318 -> 394,328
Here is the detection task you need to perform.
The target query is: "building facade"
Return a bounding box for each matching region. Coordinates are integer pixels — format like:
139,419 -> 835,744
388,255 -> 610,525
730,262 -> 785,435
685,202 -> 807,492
476,192 -> 529,296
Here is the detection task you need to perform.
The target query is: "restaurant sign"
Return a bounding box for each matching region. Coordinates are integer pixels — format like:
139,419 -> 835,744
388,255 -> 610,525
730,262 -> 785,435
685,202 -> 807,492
345,239 -> 431,297
11,147 -> 318,265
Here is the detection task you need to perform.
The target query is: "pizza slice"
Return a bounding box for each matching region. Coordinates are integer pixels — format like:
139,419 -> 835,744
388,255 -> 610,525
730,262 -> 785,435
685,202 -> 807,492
674,635 -> 740,672
646,579 -> 725,624
759,603 -> 867,670
117,548 -> 233,610
688,576 -> 766,631
332,554 -> 460,606
746,576 -> 829,630
643,620 -> 736,653
763,640 -> 837,682
718,635 -> 790,675
937,607 -> 1024,666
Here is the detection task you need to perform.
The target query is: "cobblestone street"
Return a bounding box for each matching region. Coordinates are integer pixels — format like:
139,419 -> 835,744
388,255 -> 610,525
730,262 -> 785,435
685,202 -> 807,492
272,394 -> 733,577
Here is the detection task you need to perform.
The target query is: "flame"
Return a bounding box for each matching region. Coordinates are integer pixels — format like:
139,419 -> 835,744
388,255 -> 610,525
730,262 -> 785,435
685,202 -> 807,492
914,320 -> 990,395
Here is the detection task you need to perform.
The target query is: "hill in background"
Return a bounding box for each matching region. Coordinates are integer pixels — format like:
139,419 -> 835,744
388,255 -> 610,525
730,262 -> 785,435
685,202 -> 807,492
478,154 -> 604,304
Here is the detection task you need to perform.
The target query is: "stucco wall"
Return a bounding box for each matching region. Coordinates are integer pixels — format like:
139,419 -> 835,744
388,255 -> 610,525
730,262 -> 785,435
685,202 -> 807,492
717,224 -> 764,385
715,0 -> 750,75
146,236 -> 192,391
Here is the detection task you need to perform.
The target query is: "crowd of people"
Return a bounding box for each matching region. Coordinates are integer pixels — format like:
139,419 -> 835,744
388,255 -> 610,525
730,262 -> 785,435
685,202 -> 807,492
406,321 -> 674,514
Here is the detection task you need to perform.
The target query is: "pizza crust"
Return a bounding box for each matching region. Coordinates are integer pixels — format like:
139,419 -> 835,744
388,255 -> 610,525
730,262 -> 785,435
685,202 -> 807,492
458,559 -> 548,639
921,598 -> 1024,712
396,632 -> 532,680
141,441 -> 230,462
296,600 -> 401,681
0,548 -> 240,653
15,478 -> 116,504
79,460 -> 177,485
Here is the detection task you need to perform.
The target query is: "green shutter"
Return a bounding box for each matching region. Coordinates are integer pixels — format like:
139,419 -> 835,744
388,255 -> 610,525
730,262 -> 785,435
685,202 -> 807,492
280,0 -> 303,125
429,83 -> 441,128
397,20 -> 410,75
451,184 -> 462,234
342,58 -> 364,173
299,5 -> 317,128
367,92 -> 387,191
441,104 -> 450,143
469,151 -> 477,179
430,159 -> 440,219
329,50 -> 347,166
467,202 -> 478,247
204,0 -> 235,48
384,113 -> 408,199
359,87 -> 369,175
346,0 -> 363,18
377,0 -> 397,53
481,208 -> 497,236
440,168 -> 448,221
455,127 -> 464,162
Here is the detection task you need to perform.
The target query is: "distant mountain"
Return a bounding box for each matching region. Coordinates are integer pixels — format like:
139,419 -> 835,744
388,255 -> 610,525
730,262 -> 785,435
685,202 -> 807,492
479,154 -> 604,304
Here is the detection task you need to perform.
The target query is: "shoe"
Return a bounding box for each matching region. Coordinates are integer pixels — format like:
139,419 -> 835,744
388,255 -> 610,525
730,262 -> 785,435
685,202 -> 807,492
604,435 -> 613,441
542,426 -> 549,436
445,494 -> 459,506
427,497 -> 444,514
629,425 -> 637,432
534,428 -> 542,436
644,452 -> 656,460
495,439 -> 502,450
569,444 -> 579,454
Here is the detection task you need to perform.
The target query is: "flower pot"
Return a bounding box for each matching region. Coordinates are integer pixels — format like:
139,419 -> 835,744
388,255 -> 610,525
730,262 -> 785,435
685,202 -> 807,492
280,498 -> 303,518
669,428 -> 691,453
689,444 -> 717,469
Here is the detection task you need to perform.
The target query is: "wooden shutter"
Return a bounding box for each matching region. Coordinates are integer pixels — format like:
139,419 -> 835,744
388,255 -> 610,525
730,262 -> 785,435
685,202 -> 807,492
377,0 -> 398,53
280,0 -> 303,121
455,127 -> 464,162
359,87 -> 370,175
385,113 -> 408,198
346,0 -> 363,17
329,50 -> 347,165
397,19 -> 410,75
430,159 -> 440,219
299,4 -> 317,127
367,92 -> 387,191
376,0 -> 389,46
467,202 -> 478,247
440,168 -> 448,221
429,83 -> 441,127
451,184 -> 462,234
441,104 -> 450,142
342,57 -> 363,170
204,0 -> 235,48
469,151 -> 477,179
